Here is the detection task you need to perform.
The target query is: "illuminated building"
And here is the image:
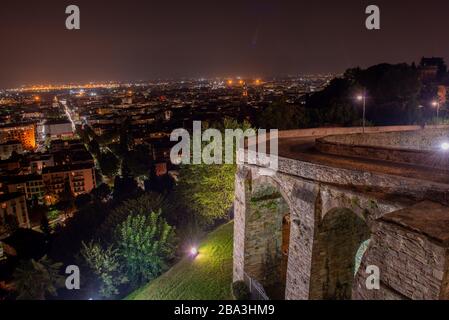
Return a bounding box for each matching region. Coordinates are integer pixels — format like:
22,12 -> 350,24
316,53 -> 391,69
42,163 -> 96,197
0,123 -> 36,150
0,141 -> 23,160
2,175 -> 45,202
43,120 -> 75,140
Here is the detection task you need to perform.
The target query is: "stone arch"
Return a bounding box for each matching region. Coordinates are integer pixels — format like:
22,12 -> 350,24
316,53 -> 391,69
243,174 -> 293,299
310,207 -> 371,300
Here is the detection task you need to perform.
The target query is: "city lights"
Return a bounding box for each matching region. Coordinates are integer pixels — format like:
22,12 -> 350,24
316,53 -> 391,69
3,0 -> 449,307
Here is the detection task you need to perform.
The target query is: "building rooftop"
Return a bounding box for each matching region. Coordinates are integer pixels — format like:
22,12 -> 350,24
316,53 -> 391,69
44,119 -> 72,125
0,174 -> 42,184
42,162 -> 94,174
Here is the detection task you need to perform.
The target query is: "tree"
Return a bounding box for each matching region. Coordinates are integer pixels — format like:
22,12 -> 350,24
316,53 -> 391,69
81,242 -> 128,298
178,162 -> 235,226
51,202 -> 108,260
117,212 -> 175,287
91,183 -> 112,203
98,151 -> 119,177
257,102 -> 310,130
123,144 -> 153,178
175,118 -> 250,227
56,178 -> 75,217
88,139 -> 101,157
305,63 -> 422,126
98,193 -> 164,241
75,193 -> 92,210
13,256 -> 64,300
40,213 -> 52,239
112,162 -> 140,202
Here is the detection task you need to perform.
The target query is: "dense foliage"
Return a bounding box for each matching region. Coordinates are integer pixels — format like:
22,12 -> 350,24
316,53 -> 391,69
13,256 -> 65,300
175,119 -> 251,227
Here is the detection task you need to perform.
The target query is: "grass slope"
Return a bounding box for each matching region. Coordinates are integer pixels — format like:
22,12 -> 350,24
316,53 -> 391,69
127,222 -> 234,300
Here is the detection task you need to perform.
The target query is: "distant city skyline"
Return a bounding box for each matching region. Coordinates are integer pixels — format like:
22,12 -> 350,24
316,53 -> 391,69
1,0 -> 449,88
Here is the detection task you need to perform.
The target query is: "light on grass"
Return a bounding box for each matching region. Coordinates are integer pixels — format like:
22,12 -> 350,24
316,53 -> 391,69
190,247 -> 199,257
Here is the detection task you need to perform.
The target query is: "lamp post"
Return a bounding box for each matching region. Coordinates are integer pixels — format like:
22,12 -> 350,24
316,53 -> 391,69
357,90 -> 367,133
432,100 -> 440,125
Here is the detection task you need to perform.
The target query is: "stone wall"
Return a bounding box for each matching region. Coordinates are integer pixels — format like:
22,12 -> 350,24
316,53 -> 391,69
319,128 -> 449,151
316,139 -> 449,171
353,211 -> 449,300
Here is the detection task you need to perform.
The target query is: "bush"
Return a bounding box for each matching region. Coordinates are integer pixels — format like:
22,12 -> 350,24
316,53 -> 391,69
232,281 -> 250,300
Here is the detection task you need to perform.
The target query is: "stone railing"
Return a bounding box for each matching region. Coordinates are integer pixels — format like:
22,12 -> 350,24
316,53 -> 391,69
319,127 -> 449,151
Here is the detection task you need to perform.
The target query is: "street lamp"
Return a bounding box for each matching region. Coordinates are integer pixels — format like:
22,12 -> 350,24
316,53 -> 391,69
441,142 -> 449,151
432,100 -> 440,125
356,90 -> 367,133
189,246 -> 199,258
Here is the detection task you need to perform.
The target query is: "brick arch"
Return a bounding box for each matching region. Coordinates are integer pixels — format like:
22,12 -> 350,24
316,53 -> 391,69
242,174 -> 293,299
309,207 -> 371,300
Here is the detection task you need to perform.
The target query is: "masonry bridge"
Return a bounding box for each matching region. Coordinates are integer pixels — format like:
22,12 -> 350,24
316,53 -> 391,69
233,125 -> 449,300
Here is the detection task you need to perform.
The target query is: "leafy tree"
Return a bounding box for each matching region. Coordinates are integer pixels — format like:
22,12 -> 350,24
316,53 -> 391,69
306,63 -> 422,126
117,212 -> 175,287
175,118 -> 250,227
123,144 -> 153,178
98,193 -> 165,242
91,183 -> 112,203
88,139 -> 101,157
257,102 -> 310,130
112,162 -> 140,202
178,163 -> 235,226
51,202 -> 108,260
40,213 -> 52,239
119,118 -> 131,154
96,131 -> 120,146
81,242 -> 128,298
13,256 -> 64,300
56,178 -> 74,217
75,193 -> 92,210
98,151 -> 119,177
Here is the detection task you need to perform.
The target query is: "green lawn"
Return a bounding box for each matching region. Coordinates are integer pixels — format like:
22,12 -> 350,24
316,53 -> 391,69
127,222 -> 234,300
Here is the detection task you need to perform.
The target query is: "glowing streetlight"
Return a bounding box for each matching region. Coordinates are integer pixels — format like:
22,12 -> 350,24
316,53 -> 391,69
190,247 -> 199,257
356,90 -> 367,133
441,142 -> 449,151
432,100 -> 441,125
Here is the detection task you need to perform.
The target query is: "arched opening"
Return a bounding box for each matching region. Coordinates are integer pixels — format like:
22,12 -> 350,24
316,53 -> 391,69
244,180 -> 291,300
310,208 -> 370,300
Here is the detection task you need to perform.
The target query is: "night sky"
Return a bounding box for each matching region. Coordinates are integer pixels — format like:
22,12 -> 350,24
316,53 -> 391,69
1,0 -> 449,88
